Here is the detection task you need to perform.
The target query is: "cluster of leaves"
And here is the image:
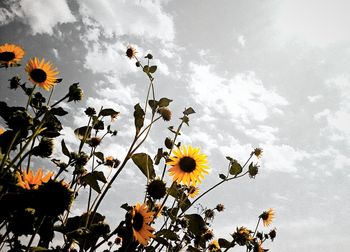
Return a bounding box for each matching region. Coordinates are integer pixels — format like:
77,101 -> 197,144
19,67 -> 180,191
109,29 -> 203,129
0,44 -> 277,252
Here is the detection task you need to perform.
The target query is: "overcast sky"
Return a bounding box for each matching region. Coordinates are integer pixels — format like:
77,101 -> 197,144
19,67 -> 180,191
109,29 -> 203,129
1,0 -> 350,251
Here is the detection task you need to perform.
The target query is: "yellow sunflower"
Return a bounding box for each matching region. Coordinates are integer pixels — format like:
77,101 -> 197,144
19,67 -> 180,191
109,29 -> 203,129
260,208 -> 275,227
0,43 -> 25,67
208,239 -> 221,251
188,186 -> 199,198
25,57 -> 59,91
131,203 -> 155,246
167,145 -> 209,186
0,128 -> 4,135
16,168 -> 53,190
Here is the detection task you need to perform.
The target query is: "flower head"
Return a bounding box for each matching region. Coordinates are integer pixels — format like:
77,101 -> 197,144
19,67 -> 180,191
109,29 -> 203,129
0,128 -> 4,135
131,203 -> 155,246
252,148 -> 263,159
25,57 -> 59,91
147,179 -> 167,200
260,208 -> 275,227
167,145 -> 209,186
187,186 -> 199,198
208,239 -> 221,251
16,168 -> 53,190
126,46 -> 137,59
0,43 -> 25,67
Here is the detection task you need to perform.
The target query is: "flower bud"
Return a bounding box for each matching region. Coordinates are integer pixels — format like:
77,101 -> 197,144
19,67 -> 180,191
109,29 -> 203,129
158,107 -> 172,121
68,83 -> 83,102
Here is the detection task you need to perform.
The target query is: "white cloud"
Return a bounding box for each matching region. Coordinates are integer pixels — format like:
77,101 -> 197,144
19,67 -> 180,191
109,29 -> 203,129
2,0 -> 76,35
262,144 -> 308,173
273,0 -> 350,47
307,95 -> 323,103
237,35 -> 246,47
244,125 -> 279,144
79,0 -> 174,42
0,7 -> 15,25
188,63 -> 288,125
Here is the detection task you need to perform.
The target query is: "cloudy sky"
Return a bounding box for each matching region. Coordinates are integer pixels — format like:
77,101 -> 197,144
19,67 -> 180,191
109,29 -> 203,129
1,0 -> 350,251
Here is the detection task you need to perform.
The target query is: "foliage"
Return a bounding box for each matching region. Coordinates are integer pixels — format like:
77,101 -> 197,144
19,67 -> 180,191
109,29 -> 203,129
0,44 -> 277,251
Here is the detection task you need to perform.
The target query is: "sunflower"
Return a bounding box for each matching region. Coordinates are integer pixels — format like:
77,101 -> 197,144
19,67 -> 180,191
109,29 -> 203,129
0,128 -> 4,135
131,203 -> 155,246
187,186 -> 199,198
25,57 -> 59,91
260,208 -> 275,227
0,43 -> 25,67
208,239 -> 221,251
126,46 -> 137,59
16,168 -> 53,190
167,145 -> 209,186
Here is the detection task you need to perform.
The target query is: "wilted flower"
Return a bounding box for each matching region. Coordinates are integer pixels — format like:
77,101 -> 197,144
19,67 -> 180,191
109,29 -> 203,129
25,57 -> 59,91
157,107 -> 172,121
233,226 -> 253,246
164,137 -> 174,149
252,148 -> 263,159
204,209 -> 215,221
215,204 -> 225,212
68,83 -> 83,102
16,168 -> 53,190
248,163 -> 259,178
260,208 -> 275,227
167,145 -> 210,187
32,138 -> 54,157
105,156 -> 120,168
0,43 -> 25,67
269,228 -> 277,241
85,107 -> 96,116
131,203 -> 155,246
147,179 -> 167,200
9,76 -> 21,89
202,229 -> 214,241
89,137 -> 102,147
115,236 -> 122,245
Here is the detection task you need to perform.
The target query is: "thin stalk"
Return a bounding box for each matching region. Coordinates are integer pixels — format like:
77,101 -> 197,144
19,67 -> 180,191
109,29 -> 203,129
26,216 -> 46,252
0,130 -> 21,172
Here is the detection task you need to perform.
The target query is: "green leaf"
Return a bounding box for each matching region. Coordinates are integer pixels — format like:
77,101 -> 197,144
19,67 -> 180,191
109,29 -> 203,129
61,139 -> 71,158
148,100 -> 158,111
93,171 -> 107,183
156,229 -> 179,240
185,214 -> 206,236
183,107 -> 195,115
82,172 -> 101,193
143,65 -> 149,73
149,65 -> 157,74
74,126 -> 92,141
225,156 -> 234,162
181,115 -> 190,126
133,103 -> 145,133
131,153 -> 155,179
229,160 -> 242,176
158,97 -> 173,107
180,198 -> 191,212
99,108 -> 119,117
94,152 -> 104,162
218,238 -> 233,248
168,182 -> 181,199
51,107 -> 68,116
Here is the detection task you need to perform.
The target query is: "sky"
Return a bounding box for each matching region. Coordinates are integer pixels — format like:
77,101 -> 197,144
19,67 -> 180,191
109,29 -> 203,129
1,0 -> 350,251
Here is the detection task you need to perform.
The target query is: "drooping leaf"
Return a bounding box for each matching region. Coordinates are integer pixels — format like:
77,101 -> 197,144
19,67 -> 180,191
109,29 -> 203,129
81,171 -> 107,193
229,160 -> 242,176
61,139 -> 71,158
143,65 -> 149,73
183,107 -> 195,115
131,153 -> 155,179
185,214 -> 207,236
148,100 -> 158,112
133,103 -> 145,133
93,171 -> 107,183
218,238 -> 233,249
99,108 -> 119,117
74,126 -> 92,141
181,115 -> 190,126
158,97 -> 172,107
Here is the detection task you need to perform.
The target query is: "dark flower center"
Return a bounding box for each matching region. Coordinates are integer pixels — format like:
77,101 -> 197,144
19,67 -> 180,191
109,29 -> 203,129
126,48 -> 134,58
30,69 -> 47,83
132,212 -> 144,231
0,52 -> 15,62
147,180 -> 166,199
179,156 -> 196,172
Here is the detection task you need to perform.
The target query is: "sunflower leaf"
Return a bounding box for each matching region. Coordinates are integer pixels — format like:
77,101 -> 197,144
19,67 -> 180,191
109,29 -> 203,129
61,139 -> 71,158
92,171 -> 107,183
143,65 -> 149,73
148,100 -> 158,112
229,160 -> 242,176
51,107 -> 68,116
99,108 -> 119,117
82,173 -> 101,193
131,153 -> 155,179
185,214 -> 207,236
133,103 -> 145,133
158,97 -> 172,107
149,65 -> 157,73
218,238 -> 233,249
94,152 -> 104,162
183,107 -> 195,115
74,126 -> 92,141
156,229 -> 179,240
